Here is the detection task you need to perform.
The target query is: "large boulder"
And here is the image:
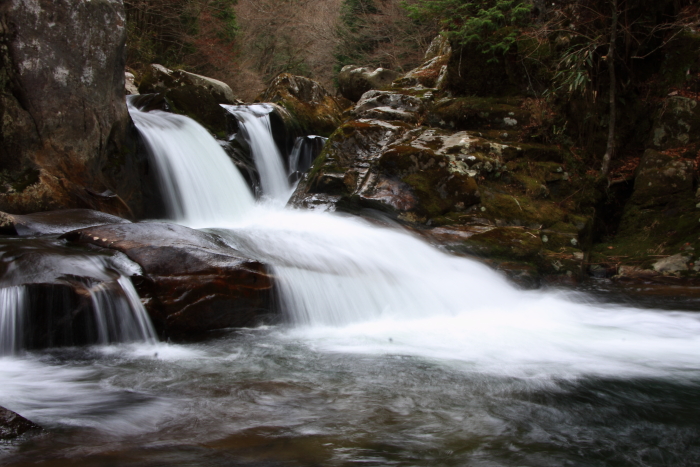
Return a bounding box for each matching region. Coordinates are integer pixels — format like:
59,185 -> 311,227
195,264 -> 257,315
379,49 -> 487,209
63,222 -> 276,338
0,0 -> 145,217
138,64 -> 242,105
257,73 -> 343,137
395,36 -> 452,89
337,66 -> 401,102
353,90 -> 424,123
649,96 -> 700,151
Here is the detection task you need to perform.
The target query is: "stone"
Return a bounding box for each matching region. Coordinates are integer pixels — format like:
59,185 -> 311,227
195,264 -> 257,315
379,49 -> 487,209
653,254 -> 690,273
649,96 -> 700,151
0,406 -> 40,440
62,223 -> 276,338
258,74 -> 343,137
629,149 -> 695,207
138,64 -> 241,105
354,90 -> 424,122
0,209 -> 130,236
0,0 -> 147,217
338,66 -> 401,102
125,72 -> 139,95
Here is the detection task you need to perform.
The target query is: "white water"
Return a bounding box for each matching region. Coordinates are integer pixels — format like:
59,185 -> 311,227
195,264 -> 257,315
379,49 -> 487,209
222,104 -> 293,205
0,287 -> 25,355
125,104 -> 700,380
128,98 -> 255,228
289,135 -> 327,175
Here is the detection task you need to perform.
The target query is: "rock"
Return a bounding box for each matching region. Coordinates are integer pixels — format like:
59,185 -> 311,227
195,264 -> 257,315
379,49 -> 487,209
0,406 -> 40,440
62,223 -> 276,338
258,74 -> 343,137
0,0 -> 145,217
653,254 -> 691,273
0,209 -> 130,236
649,96 -> 700,151
629,149 -> 695,207
354,90 -> 424,123
426,96 -> 530,132
338,66 -> 401,102
125,72 -> 139,95
138,64 -> 241,105
424,35 -> 452,62
0,237 -> 145,350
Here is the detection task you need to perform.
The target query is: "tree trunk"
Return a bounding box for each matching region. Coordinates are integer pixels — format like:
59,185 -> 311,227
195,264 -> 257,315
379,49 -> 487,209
600,0 -> 618,178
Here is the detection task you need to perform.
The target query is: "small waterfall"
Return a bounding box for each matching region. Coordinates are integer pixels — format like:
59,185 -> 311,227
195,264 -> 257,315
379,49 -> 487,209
88,276 -> 157,346
0,277 -> 156,356
128,97 -> 255,227
0,286 -> 26,355
222,104 -> 292,205
289,135 -> 327,178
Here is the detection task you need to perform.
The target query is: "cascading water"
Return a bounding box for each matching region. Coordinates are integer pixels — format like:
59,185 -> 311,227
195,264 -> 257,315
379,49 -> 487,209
222,104 -> 293,205
289,135 -> 327,177
128,97 -> 255,227
0,287 -> 25,355
2,102 -> 699,466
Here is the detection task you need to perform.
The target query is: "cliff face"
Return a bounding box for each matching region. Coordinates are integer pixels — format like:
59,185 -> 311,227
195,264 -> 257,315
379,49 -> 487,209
0,0 -> 145,217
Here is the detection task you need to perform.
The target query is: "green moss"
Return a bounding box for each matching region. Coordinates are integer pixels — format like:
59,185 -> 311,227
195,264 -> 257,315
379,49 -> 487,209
480,190 -> 567,228
454,226 -> 543,261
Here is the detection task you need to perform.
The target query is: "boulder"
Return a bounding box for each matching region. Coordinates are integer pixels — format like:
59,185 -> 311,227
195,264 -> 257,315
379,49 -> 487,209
125,71 -> 139,95
395,36 -> 452,89
354,91 -> 424,123
0,236 -> 146,350
0,407 -> 40,440
653,254 -> 691,273
337,66 -> 401,102
0,0 -> 145,217
138,64 -> 242,105
0,208 -> 130,236
63,223 -> 276,338
629,149 -> 695,207
257,74 -> 343,137
649,96 -> 700,151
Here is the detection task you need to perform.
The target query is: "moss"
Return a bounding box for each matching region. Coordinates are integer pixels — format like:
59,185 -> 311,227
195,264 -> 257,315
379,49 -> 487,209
426,96 -> 528,131
2,167 -> 40,194
452,226 -> 543,261
480,190 -> 567,228
657,31 -> 700,93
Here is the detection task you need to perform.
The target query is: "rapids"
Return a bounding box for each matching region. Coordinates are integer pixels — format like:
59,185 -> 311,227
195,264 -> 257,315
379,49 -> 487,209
0,102 -> 698,466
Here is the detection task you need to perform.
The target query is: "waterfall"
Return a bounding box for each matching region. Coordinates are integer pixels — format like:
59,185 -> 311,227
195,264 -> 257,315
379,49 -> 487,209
128,98 -> 255,228
127,101 -> 700,378
0,287 -> 25,355
222,104 -> 293,205
0,277 -> 156,356
289,135 -> 327,176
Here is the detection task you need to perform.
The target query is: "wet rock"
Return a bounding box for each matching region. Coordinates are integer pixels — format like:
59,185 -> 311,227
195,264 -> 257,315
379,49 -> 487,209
338,66 -> 401,102
395,36 -> 452,89
423,35 -> 452,62
354,91 -> 424,123
0,406 -> 40,440
426,96 -> 529,132
0,0 -> 144,217
63,223 -> 276,338
258,74 -> 343,137
653,254 -> 691,273
0,237 -> 143,350
0,209 -> 130,236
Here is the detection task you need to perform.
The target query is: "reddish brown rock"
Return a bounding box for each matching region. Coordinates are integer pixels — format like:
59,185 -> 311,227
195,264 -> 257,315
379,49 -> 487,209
63,223 -> 276,338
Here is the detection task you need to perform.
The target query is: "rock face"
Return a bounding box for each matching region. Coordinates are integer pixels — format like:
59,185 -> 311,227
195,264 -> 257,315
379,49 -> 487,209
0,0 -> 145,217
63,223 -> 276,338
395,35 -> 452,89
338,66 -> 401,102
0,406 -> 40,440
258,73 -> 343,137
649,96 -> 700,151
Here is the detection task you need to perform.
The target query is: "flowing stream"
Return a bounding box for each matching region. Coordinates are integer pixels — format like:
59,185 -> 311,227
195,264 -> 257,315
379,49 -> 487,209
1,104 -> 699,466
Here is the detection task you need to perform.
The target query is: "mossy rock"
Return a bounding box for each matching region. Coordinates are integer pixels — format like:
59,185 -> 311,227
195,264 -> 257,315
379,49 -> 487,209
628,149 -> 695,207
164,86 -> 229,137
479,190 -> 567,229
426,96 -> 529,132
258,74 -> 343,137
449,226 -> 543,261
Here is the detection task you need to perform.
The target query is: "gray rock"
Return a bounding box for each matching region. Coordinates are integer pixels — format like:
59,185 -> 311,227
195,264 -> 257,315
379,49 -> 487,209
653,253 -> 690,273
338,66 -> 401,102
125,72 -> 139,95
649,96 -> 700,150
0,0 -> 139,216
354,91 -> 423,122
